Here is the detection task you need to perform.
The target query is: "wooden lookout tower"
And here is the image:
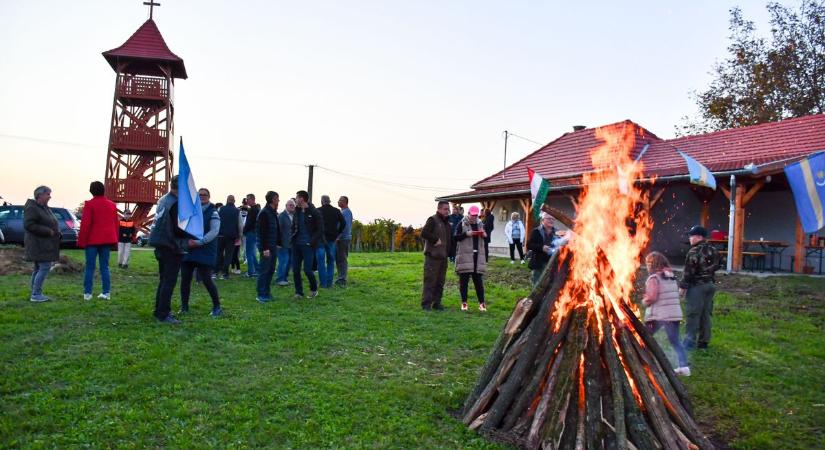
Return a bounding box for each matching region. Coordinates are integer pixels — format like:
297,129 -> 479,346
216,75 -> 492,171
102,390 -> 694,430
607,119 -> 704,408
101,2 -> 187,231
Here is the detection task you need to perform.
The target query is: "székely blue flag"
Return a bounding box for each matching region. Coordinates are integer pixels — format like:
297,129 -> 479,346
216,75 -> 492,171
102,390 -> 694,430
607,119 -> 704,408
177,139 -> 203,239
785,151 -> 825,233
678,150 -> 717,190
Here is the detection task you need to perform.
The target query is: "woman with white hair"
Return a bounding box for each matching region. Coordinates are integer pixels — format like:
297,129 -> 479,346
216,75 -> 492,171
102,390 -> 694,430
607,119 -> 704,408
23,185 -> 61,302
503,212 -> 526,264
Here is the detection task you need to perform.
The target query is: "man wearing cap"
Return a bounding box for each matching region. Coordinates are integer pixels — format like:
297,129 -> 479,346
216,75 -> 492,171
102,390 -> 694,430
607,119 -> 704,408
420,201 -> 452,311
679,226 -> 721,350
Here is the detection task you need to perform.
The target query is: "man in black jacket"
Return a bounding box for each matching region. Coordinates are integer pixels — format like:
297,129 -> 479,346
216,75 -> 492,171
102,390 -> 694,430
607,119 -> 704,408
420,201 -> 452,311
317,195 -> 345,288
217,195 -> 240,279
255,191 -> 281,302
149,176 -> 191,324
291,190 -> 325,298
242,194 -> 260,277
527,213 -> 569,286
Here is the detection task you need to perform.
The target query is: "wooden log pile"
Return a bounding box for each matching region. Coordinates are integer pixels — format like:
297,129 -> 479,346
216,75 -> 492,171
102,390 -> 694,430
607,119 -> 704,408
460,252 -> 714,450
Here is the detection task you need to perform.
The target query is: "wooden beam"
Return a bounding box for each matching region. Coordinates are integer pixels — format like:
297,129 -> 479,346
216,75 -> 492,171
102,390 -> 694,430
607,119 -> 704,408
794,216 -> 805,273
700,201 -> 711,228
648,188 -> 666,209
732,183 -> 745,271
741,179 -> 766,206
541,204 -> 575,229
719,185 -> 730,201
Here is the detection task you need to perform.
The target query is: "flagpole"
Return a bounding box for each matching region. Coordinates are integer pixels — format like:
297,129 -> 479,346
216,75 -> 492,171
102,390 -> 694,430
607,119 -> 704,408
726,175 -> 736,272
502,130 -> 509,179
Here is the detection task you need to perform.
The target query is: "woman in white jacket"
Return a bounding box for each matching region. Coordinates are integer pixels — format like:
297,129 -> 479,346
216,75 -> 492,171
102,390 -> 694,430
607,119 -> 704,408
503,212 -> 526,264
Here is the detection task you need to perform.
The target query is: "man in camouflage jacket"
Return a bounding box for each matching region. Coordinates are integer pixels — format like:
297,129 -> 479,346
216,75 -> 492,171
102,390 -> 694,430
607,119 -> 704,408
679,226 -> 721,350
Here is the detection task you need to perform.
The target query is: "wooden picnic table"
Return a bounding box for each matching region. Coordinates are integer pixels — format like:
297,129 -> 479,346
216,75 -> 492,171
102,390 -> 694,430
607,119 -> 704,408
703,239 -> 789,271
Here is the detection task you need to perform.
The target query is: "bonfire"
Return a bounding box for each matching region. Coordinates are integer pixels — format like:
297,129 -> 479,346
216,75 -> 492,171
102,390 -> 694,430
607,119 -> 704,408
460,124 -> 713,450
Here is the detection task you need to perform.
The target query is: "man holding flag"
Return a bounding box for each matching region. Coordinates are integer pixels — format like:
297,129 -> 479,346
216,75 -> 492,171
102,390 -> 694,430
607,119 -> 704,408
149,140 -> 203,324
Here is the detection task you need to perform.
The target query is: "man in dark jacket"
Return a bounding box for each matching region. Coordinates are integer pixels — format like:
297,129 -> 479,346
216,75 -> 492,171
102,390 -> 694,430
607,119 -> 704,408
217,195 -> 240,279
420,201 -> 452,311
291,190 -> 324,299
242,193 -> 260,277
482,208 -> 494,262
527,213 -> 569,286
679,226 -> 721,350
317,195 -> 345,288
23,185 -> 61,302
447,204 -> 463,262
149,175 -> 190,324
255,191 -> 281,302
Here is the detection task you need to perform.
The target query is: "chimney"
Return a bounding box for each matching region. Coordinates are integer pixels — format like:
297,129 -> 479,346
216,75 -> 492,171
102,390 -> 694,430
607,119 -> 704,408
573,125 -> 586,131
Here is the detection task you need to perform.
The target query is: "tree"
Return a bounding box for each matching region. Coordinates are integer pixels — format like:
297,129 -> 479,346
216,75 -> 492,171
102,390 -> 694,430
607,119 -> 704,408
678,1 -> 824,135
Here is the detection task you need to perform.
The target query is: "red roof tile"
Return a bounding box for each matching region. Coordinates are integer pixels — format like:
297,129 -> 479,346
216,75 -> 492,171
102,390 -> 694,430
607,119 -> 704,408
643,114 -> 825,177
473,120 -> 662,190
102,19 -> 187,79
459,114 -> 825,197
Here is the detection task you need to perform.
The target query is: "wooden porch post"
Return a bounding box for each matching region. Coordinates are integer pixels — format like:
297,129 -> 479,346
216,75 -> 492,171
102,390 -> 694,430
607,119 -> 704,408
519,197 -> 532,246
731,179 -> 766,271
732,183 -> 745,271
794,216 -> 805,273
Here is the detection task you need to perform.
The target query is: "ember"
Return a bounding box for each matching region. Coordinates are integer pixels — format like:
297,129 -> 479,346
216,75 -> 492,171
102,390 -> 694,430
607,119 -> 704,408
460,124 -> 713,450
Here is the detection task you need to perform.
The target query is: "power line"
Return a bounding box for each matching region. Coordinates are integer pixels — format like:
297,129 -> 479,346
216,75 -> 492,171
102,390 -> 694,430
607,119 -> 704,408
315,165 -> 467,192
198,156 -> 306,167
507,132 -> 545,147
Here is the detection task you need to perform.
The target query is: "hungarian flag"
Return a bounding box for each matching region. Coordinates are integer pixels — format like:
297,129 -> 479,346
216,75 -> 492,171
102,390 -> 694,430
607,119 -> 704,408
528,168 -> 551,221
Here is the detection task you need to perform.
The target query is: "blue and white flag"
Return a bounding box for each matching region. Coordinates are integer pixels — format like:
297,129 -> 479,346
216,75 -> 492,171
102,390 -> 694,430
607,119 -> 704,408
785,151 -> 825,233
177,139 -> 203,239
678,150 -> 717,190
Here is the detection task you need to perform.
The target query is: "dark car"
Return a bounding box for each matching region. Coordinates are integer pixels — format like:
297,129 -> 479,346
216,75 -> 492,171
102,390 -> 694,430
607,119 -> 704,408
0,205 -> 80,248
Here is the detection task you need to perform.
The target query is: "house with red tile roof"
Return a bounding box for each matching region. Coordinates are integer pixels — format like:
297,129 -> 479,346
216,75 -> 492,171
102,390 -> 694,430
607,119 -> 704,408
438,114 -> 825,273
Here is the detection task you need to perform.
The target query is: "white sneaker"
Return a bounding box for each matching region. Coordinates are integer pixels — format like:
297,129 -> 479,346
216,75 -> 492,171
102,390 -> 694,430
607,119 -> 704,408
675,366 -> 691,376
510,260 -> 515,264
520,259 -> 525,264
83,293 -> 92,301
98,293 -> 110,300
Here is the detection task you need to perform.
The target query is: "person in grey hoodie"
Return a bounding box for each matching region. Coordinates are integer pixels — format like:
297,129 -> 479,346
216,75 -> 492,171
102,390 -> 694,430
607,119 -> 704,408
276,198 -> 295,286
23,186 -> 61,302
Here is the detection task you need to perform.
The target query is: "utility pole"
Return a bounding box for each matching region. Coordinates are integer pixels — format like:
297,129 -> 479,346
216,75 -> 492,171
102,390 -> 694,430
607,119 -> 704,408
502,130 -> 509,178
307,164 -> 315,203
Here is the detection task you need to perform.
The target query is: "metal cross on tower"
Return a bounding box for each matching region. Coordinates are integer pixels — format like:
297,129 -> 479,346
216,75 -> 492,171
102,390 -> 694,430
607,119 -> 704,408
143,1 -> 160,19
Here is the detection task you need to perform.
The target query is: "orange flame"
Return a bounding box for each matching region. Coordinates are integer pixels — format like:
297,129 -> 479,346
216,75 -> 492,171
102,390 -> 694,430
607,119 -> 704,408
552,123 -> 652,337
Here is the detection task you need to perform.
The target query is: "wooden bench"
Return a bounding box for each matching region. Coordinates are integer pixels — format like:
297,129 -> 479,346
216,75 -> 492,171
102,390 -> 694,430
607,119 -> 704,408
717,250 -> 767,271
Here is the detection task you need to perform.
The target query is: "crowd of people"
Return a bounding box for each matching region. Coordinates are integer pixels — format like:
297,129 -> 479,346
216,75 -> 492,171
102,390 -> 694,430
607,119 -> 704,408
21,180 -> 354,325
21,184 -> 721,374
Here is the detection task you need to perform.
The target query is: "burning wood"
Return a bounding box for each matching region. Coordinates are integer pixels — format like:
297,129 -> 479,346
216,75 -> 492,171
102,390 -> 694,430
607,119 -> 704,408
460,124 -> 714,450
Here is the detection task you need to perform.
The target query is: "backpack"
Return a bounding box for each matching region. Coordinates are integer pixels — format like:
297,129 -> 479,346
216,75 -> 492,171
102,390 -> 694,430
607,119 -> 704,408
149,201 -> 177,250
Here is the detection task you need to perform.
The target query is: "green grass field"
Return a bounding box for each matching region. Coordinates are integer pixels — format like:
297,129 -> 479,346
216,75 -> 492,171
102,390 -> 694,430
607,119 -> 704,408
1,249 -> 823,449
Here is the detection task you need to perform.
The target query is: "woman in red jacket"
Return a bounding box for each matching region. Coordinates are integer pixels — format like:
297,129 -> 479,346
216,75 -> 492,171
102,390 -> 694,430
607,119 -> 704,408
78,181 -> 119,300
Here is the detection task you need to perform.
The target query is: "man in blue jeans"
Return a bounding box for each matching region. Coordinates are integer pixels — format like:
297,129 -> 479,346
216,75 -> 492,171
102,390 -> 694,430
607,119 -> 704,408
242,193 -> 260,277
317,195 -> 345,288
291,190 -> 324,299
255,191 -> 281,302
276,198 -> 295,286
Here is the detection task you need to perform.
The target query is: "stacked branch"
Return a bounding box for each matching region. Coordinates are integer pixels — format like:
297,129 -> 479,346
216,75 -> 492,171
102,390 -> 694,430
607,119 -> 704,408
460,253 -> 714,450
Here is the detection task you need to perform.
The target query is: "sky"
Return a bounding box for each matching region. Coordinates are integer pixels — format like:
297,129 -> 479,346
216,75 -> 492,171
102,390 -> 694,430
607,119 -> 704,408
0,0 -> 796,226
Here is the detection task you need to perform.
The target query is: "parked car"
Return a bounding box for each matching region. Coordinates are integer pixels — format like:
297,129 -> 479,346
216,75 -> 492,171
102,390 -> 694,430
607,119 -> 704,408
136,231 -> 148,247
0,205 -> 80,248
